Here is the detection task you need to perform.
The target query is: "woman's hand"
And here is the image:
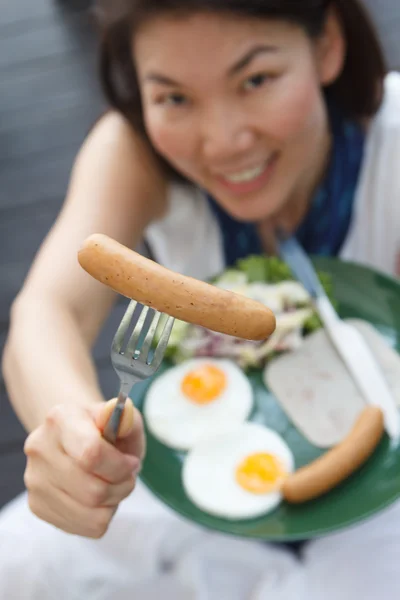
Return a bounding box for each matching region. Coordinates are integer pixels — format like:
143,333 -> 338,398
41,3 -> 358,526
23,398 -> 145,538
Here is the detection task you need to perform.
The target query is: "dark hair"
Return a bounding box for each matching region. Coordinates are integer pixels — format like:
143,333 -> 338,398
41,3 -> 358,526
95,0 -> 386,178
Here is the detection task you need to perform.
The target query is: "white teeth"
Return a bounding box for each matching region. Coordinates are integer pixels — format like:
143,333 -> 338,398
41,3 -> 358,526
223,163 -> 266,184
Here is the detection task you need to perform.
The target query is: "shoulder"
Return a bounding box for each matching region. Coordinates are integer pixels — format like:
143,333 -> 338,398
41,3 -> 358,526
348,73 -> 400,275
364,72 -> 400,173
72,110 -> 168,221
371,72 -> 400,132
78,110 -> 162,176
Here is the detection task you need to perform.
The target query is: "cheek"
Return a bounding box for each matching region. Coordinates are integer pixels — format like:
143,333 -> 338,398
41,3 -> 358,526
144,108 -> 197,169
264,75 -> 325,145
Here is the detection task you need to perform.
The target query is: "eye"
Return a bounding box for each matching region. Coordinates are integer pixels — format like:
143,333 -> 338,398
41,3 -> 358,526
158,93 -> 188,107
243,73 -> 270,92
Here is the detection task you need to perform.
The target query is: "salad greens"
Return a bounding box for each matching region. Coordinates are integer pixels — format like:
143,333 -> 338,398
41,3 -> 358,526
234,255 -> 336,333
162,255 -> 336,369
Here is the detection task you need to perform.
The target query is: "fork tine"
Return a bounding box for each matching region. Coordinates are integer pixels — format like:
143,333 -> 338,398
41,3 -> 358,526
125,305 -> 150,356
141,311 -> 162,362
111,300 -> 138,353
150,316 -> 175,369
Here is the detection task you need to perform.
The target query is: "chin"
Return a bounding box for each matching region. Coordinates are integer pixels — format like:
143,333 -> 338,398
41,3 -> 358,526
211,191 -> 283,224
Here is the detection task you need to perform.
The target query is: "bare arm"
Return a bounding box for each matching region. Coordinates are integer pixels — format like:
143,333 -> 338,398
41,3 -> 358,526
2,112 -> 167,432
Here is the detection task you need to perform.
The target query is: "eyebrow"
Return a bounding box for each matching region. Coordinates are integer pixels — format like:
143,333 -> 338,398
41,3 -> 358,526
144,73 -> 181,86
228,44 -> 279,76
144,44 -> 278,86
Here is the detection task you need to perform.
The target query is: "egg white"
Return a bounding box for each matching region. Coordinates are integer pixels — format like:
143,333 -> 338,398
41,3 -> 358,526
143,358 -> 253,451
182,422 -> 295,520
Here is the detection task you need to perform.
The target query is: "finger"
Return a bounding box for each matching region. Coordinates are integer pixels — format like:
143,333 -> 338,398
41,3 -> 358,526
115,408 -> 146,460
26,481 -> 116,539
25,446 -> 118,538
95,397 -> 135,440
48,451 -> 138,507
93,398 -> 146,462
54,406 -> 139,483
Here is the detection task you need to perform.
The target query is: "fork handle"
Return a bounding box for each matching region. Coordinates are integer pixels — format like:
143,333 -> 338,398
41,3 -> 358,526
102,391 -> 128,444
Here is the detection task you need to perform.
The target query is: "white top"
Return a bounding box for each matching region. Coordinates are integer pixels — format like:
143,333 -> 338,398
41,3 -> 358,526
145,72 -> 400,280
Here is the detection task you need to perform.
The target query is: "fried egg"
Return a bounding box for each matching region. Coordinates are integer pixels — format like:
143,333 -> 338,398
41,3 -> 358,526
143,358 -> 253,451
182,422 -> 294,519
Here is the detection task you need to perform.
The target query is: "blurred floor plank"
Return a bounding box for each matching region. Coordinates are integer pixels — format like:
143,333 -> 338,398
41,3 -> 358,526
0,0 -> 106,509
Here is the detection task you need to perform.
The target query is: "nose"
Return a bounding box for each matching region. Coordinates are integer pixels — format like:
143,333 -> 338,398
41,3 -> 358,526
201,104 -> 257,162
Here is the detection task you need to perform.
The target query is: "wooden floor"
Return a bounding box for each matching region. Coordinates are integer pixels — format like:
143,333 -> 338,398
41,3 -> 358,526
0,0 -> 399,510
0,0 -> 110,508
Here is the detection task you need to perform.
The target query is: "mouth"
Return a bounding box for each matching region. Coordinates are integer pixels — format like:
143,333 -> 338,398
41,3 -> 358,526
215,154 -> 278,196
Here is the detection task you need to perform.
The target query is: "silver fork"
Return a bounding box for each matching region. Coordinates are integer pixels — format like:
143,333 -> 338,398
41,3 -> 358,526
103,300 -> 175,444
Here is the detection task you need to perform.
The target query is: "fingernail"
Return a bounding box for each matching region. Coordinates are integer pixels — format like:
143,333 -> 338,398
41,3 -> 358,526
132,461 -> 142,476
125,455 -> 139,469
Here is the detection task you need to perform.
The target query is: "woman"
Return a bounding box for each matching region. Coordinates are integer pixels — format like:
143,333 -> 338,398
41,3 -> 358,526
1,0 -> 400,598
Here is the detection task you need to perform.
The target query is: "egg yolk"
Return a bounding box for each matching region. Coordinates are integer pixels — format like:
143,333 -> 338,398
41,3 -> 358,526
181,364 -> 226,404
235,453 -> 287,494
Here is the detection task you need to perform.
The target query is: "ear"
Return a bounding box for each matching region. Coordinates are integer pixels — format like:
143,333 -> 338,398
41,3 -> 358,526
315,7 -> 346,86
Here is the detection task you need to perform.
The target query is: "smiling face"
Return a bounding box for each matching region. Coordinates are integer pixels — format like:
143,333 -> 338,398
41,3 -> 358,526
134,11 -> 344,224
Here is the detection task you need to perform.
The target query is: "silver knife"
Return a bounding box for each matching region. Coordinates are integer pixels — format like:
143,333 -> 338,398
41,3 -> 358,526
277,231 -> 400,441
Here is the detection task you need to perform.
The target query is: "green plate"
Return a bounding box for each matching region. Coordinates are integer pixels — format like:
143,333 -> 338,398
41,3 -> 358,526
134,258 -> 400,541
